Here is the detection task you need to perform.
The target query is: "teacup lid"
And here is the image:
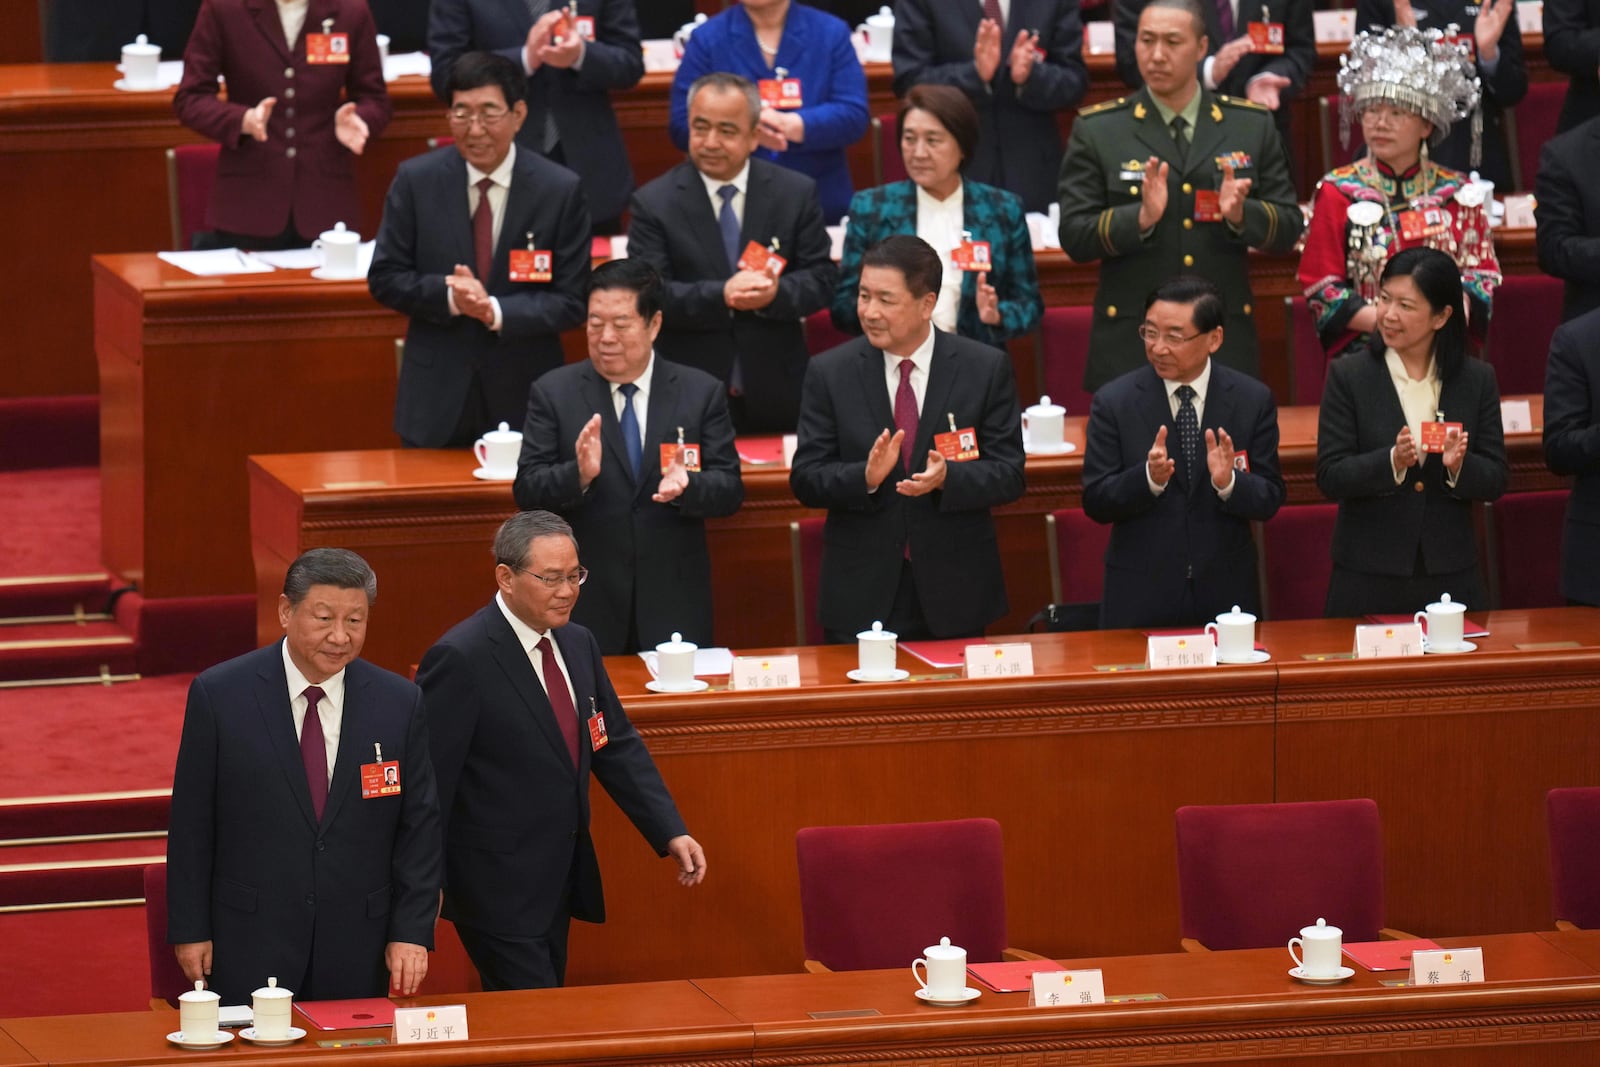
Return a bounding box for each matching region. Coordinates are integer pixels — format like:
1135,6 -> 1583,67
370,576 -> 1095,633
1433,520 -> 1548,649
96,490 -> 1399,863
1426,592 -> 1465,614
253,976 -> 293,999
1027,394 -> 1066,416
319,221 -> 360,245
180,980 -> 218,1001
1301,917 -> 1342,938
656,631 -> 698,654
480,421 -> 522,443
1217,604 -> 1256,624
856,620 -> 897,643
866,5 -> 895,26
125,33 -> 161,54
924,935 -> 964,959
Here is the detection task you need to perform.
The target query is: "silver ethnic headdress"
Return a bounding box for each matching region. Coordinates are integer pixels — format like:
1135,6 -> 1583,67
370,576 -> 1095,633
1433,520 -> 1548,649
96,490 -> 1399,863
1338,25 -> 1482,165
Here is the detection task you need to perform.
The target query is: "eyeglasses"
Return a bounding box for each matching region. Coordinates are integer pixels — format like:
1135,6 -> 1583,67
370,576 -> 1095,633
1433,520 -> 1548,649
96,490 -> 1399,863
513,566 -> 589,589
1137,325 -> 1206,346
446,106 -> 511,129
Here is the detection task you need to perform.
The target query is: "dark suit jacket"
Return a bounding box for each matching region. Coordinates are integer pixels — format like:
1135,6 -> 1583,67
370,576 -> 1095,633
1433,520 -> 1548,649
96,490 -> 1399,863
418,609 -> 687,937
892,0 -> 1089,213
511,357 -> 745,654
832,178 -> 1044,346
1543,308 -> 1600,603
789,329 -> 1026,636
368,0 -> 428,53
626,158 -> 837,433
166,642 -> 441,1005
1545,0 -> 1600,131
175,0 -> 392,238
1317,342 -> 1507,578
45,0 -> 200,61
427,0 -> 643,223
1536,117 -> 1600,322
1082,362 -> 1284,628
370,145 -> 590,447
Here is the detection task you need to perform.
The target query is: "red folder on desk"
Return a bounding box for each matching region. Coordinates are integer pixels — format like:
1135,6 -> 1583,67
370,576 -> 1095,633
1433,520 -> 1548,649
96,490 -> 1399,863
1342,938 -> 1441,971
967,960 -> 1064,992
736,436 -> 786,465
901,639 -> 973,669
295,998 -> 396,1030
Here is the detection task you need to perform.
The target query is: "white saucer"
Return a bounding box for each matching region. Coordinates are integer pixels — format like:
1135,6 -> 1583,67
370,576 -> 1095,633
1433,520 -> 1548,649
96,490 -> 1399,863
1218,649 -> 1271,664
471,467 -> 516,481
915,986 -> 981,1006
645,678 -> 711,693
1024,441 -> 1076,456
240,1026 -> 306,1046
1289,966 -> 1354,985
310,267 -> 366,280
1423,639 -> 1477,655
166,1031 -> 235,1050
846,667 -> 910,683
114,79 -> 169,92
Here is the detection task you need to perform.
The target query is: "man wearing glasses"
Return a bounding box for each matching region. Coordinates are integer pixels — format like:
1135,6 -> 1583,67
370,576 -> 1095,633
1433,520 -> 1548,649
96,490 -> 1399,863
1081,275 -> 1283,628
418,509 -> 707,990
370,51 -> 590,448
512,258 -> 744,654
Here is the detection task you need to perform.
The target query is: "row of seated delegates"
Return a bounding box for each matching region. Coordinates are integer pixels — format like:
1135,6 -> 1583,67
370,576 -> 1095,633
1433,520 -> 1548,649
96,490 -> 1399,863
1535,114 -> 1600,322
628,72 -> 838,435
669,0 -> 869,224
174,0 -> 393,250
891,0 -> 1091,215
427,0 -> 644,232
369,52 -> 590,448
832,85 -> 1044,349
1057,0 -> 1305,392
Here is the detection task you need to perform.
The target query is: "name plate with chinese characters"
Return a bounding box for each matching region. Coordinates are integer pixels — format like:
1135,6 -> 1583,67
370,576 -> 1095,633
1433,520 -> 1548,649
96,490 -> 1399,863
1408,947 -> 1484,986
729,654 -> 801,690
1031,969 -> 1106,1006
1353,622 -> 1424,659
1146,634 -> 1216,670
393,1005 -> 468,1044
964,642 -> 1035,679
1500,398 -> 1533,434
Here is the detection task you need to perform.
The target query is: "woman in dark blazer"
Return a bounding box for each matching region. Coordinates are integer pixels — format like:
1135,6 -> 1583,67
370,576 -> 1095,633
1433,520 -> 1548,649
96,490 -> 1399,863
831,84 -> 1043,348
1317,246 -> 1507,616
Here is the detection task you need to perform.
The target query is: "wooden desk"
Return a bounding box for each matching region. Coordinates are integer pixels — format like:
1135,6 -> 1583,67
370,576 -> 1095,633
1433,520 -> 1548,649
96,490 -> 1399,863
0,1027 -> 34,1067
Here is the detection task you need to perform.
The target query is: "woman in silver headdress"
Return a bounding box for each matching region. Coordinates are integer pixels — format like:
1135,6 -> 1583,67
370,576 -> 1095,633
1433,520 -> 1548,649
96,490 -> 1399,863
1297,25 -> 1501,359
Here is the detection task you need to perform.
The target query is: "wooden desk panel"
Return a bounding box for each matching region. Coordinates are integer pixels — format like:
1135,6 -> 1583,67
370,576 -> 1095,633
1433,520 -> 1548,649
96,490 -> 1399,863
0,1026 -> 35,1067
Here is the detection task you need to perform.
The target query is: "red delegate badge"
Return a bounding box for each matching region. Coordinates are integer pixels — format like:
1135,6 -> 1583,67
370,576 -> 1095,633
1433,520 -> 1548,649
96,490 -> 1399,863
1232,450 -> 1250,473
950,239 -> 993,272
758,76 -> 803,109
361,760 -> 401,798
587,700 -> 609,752
659,442 -> 702,473
1398,206 -> 1449,242
1193,188 -> 1223,223
1247,20 -> 1285,52
737,240 -> 787,277
509,248 -> 553,283
1418,421 -> 1463,454
306,32 -> 350,63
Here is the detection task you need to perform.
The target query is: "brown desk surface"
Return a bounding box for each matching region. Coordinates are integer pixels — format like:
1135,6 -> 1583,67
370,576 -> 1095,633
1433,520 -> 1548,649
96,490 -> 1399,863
0,1027 -> 34,1067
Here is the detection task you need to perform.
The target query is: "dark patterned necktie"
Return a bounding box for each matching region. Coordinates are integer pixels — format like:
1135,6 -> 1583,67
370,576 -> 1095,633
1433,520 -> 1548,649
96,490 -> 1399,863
717,184 -> 740,271
1176,384 -> 1200,488
983,0 -> 1004,28
301,685 -> 328,821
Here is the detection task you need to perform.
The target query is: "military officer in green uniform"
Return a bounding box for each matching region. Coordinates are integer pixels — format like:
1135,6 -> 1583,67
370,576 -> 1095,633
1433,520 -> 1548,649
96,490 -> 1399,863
1058,0 -> 1302,392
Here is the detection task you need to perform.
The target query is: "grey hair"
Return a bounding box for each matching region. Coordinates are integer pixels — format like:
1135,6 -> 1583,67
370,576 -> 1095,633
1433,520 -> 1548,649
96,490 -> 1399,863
494,510 -> 578,568
283,548 -> 377,605
688,71 -> 762,127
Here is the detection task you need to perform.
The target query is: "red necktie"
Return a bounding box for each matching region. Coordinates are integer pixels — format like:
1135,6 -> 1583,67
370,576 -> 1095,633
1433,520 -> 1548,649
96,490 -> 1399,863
301,685 -> 328,821
473,176 -> 494,284
1216,0 -> 1235,41
535,637 -> 581,768
894,358 -> 918,474
983,0 -> 1003,28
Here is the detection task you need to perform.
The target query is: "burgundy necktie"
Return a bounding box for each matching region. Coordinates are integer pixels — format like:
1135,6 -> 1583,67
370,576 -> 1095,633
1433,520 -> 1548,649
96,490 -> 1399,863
473,176 -> 494,283
301,685 -> 328,821
535,637 -> 581,768
983,0 -> 1004,29
1216,0 -> 1235,41
894,358 -> 918,474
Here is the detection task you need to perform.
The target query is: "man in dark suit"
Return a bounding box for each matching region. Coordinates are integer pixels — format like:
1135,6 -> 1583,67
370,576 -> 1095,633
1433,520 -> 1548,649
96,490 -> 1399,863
790,235 -> 1025,643
166,549 -> 441,1005
1543,308 -> 1600,605
1545,0 -> 1600,132
1537,116 -> 1600,323
427,0 -> 643,230
418,511 -> 707,990
370,51 -> 589,448
513,259 -> 744,655
627,72 -> 837,434
1082,275 -> 1284,628
892,0 -> 1090,214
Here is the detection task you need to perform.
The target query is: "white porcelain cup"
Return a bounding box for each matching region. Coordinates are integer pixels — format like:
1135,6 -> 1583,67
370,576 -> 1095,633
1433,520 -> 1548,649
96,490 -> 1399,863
655,632 -> 697,689
251,977 -> 294,1040
474,421 -> 522,474
1206,605 -> 1257,661
1288,918 -> 1343,977
122,34 -> 162,86
856,620 -> 898,677
375,33 -> 391,67
178,981 -> 221,1043
855,6 -> 894,62
672,13 -> 707,57
1022,396 -> 1066,449
1415,592 -> 1466,649
912,936 -> 967,998
313,221 -> 361,276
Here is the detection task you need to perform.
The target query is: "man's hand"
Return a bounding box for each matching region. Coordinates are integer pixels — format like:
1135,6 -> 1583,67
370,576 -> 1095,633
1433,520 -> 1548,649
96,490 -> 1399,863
1475,0 -> 1514,62
575,412 -> 603,488
1442,425 -> 1471,476
723,270 -> 778,311
447,265 -> 495,325
334,102 -> 370,155
386,942 -> 428,997
1393,424 -> 1420,475
1205,427 -> 1237,490
174,941 -> 213,984
1246,72 -> 1292,110
975,272 -> 1001,325
1147,424 -> 1175,487
1137,157 -> 1169,232
666,834 -> 707,886
242,97 -> 276,141
974,18 -> 1002,81
897,449 -> 947,496
756,109 -> 789,152
1008,28 -> 1040,84
865,428 -> 905,490
1218,161 -> 1253,226
1210,35 -> 1254,83
652,445 -> 689,503
523,10 -> 563,71
537,16 -> 586,68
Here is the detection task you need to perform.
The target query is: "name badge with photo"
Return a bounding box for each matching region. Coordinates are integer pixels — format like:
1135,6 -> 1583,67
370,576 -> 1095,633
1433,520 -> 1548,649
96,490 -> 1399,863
1398,206 -> 1449,242
737,240 -> 787,277
758,77 -> 803,109
1248,20 -> 1285,52
306,33 -> 350,63
660,442 -> 702,473
586,698 -> 609,752
950,239 -> 992,272
1193,188 -> 1223,223
361,756 -> 401,799
509,248 -> 553,283
1418,420 -> 1463,454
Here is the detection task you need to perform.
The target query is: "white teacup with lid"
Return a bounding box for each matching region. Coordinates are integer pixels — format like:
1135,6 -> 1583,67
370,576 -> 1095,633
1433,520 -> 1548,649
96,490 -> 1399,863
251,976 -> 294,1040
474,421 -> 522,476
1206,604 -> 1257,662
1288,917 -> 1343,978
122,34 -> 162,86
912,936 -> 968,999
178,980 -> 221,1043
673,13 -> 707,56
313,221 -> 362,277
655,632 -> 697,690
856,620 -> 898,678
856,6 -> 895,62
1415,592 -> 1466,649
1022,395 -> 1066,450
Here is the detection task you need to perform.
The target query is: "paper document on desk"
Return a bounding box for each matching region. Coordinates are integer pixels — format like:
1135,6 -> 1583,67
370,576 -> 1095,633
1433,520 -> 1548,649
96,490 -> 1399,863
157,249 -> 275,276
638,647 -> 734,678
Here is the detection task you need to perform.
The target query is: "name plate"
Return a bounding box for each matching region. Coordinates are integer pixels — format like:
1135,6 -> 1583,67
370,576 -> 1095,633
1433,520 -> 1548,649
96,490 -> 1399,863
1146,634 -> 1216,670
393,1005 -> 468,1044
1353,622 -> 1424,659
1408,947 -> 1485,986
1501,398 -> 1533,434
729,654 -> 801,690
1032,969 -> 1106,1006
964,642 -> 1035,678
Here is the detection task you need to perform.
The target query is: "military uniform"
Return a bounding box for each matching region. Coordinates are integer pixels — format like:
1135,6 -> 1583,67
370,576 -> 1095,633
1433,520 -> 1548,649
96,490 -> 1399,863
1057,87 -> 1303,391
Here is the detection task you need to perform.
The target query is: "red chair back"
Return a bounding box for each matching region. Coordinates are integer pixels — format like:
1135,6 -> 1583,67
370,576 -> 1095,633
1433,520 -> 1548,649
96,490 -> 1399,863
1259,502 -> 1337,620
804,308 -> 853,356
1038,306 -> 1096,419
1548,787 -> 1600,928
1046,508 -> 1111,605
796,818 -> 1009,970
144,864 -> 191,1006
1484,274 -> 1563,395
1175,799 -> 1387,949
789,518 -> 825,645
1513,81 -> 1565,191
1486,490 -> 1570,609
1285,296 -> 1328,406
165,143 -> 221,251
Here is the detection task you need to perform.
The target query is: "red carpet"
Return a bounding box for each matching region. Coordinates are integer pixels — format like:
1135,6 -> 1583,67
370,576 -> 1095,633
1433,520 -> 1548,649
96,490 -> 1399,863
0,906 -> 151,1017
0,466 -> 103,580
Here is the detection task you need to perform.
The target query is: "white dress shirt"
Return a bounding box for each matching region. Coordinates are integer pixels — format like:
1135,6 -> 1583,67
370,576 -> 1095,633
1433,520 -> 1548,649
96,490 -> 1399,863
448,144 -> 517,331
1147,358 -> 1236,499
494,592 -> 579,712
277,0 -> 309,45
612,353 -> 656,437
916,183 -> 966,333
881,325 -> 938,414
281,639 -> 343,785
700,160 -> 751,234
